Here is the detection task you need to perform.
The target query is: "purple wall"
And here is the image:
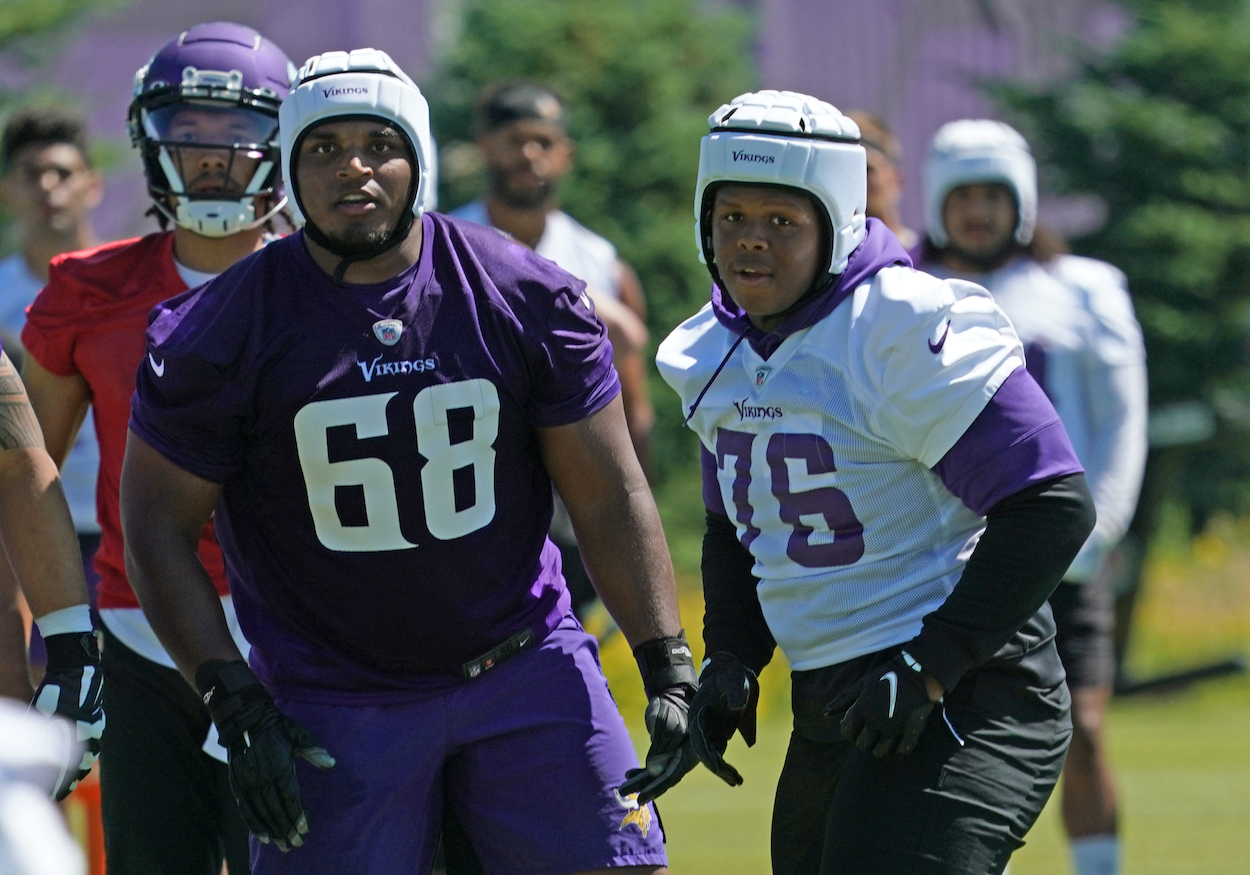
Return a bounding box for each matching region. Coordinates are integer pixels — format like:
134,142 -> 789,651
11,0 -> 1125,242
19,0 -> 433,241
755,0 -> 1128,233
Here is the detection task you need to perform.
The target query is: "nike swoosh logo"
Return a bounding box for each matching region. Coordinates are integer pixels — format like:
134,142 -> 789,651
148,353 -> 165,377
882,671 -> 898,718
928,320 -> 951,354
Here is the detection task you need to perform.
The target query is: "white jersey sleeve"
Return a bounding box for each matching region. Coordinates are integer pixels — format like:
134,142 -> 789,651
849,266 -> 1024,466
656,267 -> 1035,670
1049,255 -> 1148,580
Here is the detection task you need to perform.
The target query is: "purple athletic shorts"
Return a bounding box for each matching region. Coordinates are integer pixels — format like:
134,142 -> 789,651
253,615 -> 667,874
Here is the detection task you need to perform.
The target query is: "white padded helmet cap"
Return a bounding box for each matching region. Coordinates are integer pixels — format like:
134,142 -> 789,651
695,90 -> 867,276
924,119 -> 1037,248
280,48 -> 433,226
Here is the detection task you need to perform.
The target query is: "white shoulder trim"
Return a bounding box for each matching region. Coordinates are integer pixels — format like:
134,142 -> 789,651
656,303 -> 729,410
849,266 -> 1024,467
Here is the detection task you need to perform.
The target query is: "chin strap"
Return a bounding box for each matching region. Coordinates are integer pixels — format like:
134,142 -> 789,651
303,210 -> 417,284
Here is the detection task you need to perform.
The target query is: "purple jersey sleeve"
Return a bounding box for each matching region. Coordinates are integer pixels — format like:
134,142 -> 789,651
701,443 -> 727,515
129,275 -> 258,484
933,366 -> 1084,516
525,282 -> 619,427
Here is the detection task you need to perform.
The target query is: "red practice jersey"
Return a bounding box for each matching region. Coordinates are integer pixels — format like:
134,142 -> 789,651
22,232 -> 228,609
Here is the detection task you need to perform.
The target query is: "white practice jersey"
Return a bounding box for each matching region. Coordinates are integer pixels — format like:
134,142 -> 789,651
658,266 -> 1026,670
450,201 -> 621,298
928,255 -> 1148,582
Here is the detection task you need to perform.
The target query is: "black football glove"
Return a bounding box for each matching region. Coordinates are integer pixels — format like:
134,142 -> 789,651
688,651 -> 759,786
824,649 -> 936,759
197,660 -> 335,852
30,630 -> 105,801
619,632 -> 699,804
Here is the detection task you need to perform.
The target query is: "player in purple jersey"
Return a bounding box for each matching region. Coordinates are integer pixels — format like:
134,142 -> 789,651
655,91 -> 1097,874
0,343 -> 101,800
120,48 -> 693,875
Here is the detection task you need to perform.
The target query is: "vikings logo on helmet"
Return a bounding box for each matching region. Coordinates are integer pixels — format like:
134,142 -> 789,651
613,788 -> 653,837
373,319 -> 403,346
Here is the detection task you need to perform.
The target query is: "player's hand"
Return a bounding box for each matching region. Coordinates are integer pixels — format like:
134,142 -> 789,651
688,651 -> 759,786
30,631 -> 105,800
197,660 -> 335,852
824,649 -> 937,758
620,632 -> 700,804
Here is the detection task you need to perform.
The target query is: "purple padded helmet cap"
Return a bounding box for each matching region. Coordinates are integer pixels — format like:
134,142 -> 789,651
138,21 -> 293,100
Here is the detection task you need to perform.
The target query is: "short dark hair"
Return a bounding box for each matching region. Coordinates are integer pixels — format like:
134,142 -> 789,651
845,110 -> 901,164
474,82 -> 566,137
2,106 -> 92,174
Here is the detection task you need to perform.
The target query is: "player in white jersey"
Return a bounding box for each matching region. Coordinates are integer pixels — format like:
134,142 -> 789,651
451,82 -> 656,628
451,82 -> 654,469
916,119 -> 1148,875
653,91 -> 1096,874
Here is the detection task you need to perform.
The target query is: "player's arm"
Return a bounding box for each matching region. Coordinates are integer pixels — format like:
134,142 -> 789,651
1068,318 -> 1148,582
615,258 -> 648,322
539,393 -> 678,644
0,352 -> 90,618
538,394 -> 696,802
0,350 -> 101,797
687,503 -> 776,787
0,555 -> 33,702
833,367 -> 1096,758
20,355 -> 91,469
119,430 -> 240,682
121,429 -> 334,851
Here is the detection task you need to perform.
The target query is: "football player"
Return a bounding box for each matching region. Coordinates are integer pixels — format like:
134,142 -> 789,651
843,110 -> 918,249
655,91 -> 1096,874
0,344 -> 99,803
452,82 -> 657,626
121,49 -> 692,875
19,21 -> 295,873
0,107 -> 103,699
916,119 -> 1148,875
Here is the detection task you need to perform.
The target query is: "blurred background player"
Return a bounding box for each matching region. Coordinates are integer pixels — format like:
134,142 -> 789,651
0,106 -> 103,687
122,48 -> 691,874
656,90 -> 1095,874
18,21 -> 295,874
917,119 -> 1148,875
452,82 -> 656,625
843,110 -> 917,250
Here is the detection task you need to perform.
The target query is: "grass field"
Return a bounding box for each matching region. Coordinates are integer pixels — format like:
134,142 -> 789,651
600,512 -> 1250,874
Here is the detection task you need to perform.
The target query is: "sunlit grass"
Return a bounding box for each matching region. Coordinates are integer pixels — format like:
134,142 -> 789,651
600,510 -> 1250,873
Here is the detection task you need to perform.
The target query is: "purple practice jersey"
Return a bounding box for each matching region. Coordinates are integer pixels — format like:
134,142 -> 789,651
129,214 -> 620,703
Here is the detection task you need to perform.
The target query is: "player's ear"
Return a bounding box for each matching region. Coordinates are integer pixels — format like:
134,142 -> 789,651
84,168 -> 105,210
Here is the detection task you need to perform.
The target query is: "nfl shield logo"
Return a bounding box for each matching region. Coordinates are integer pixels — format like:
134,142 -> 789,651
755,366 -> 772,389
373,319 -> 403,346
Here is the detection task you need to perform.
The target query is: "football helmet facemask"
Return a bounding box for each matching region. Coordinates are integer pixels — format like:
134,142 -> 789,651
128,21 -> 295,238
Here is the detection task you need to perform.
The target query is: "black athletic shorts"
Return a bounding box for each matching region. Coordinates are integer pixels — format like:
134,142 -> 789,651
772,639 -> 1072,875
98,624 -> 250,875
1049,579 -> 1116,689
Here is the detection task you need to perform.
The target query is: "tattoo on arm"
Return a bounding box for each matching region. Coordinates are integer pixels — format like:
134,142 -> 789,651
0,353 -> 45,450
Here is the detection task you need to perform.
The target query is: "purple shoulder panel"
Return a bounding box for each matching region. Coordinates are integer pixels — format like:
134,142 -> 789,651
701,443 -> 727,515
932,366 -> 1084,516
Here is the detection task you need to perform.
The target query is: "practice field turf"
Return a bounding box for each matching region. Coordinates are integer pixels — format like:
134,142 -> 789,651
621,673 -> 1250,874
603,510 -> 1250,873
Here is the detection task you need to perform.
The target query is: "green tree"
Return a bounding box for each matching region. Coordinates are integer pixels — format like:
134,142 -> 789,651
425,0 -> 755,533
0,0 -> 129,103
996,0 -> 1250,523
